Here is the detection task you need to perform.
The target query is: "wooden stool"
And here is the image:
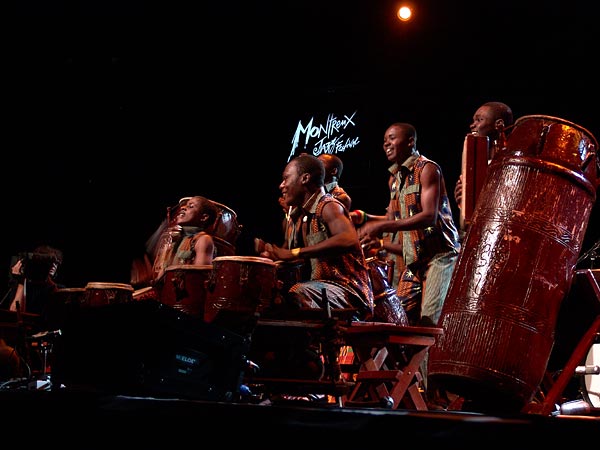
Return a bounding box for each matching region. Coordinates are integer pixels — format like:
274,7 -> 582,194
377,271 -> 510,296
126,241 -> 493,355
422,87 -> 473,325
245,317 -> 353,404
341,322 -> 444,410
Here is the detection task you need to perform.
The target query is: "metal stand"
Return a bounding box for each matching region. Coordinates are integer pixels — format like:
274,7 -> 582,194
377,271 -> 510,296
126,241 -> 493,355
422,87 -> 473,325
577,238 -> 600,269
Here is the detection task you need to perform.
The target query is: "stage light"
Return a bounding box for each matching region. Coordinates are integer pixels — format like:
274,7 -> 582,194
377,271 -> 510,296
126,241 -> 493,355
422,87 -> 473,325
397,5 -> 412,22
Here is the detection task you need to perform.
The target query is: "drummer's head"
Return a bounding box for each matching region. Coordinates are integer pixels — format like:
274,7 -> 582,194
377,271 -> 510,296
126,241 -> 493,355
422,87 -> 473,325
318,153 -> 344,183
470,101 -> 513,138
176,196 -> 218,231
280,154 -> 325,208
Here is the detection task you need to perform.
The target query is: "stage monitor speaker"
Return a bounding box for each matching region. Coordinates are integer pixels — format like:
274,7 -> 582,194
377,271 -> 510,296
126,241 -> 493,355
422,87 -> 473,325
51,300 -> 251,401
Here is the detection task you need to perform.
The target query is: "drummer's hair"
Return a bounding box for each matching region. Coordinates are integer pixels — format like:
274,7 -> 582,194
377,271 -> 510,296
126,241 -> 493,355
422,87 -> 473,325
484,101 -> 514,126
318,153 -> 344,180
189,196 -> 219,229
292,153 -> 325,188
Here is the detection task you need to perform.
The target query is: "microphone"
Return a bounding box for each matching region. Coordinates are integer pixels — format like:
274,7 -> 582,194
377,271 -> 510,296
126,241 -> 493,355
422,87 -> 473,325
27,329 -> 62,341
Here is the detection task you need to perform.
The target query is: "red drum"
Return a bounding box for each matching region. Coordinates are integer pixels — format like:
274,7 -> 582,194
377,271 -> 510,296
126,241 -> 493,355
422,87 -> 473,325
429,115 -> 599,410
158,264 -> 213,319
366,257 -> 409,326
275,259 -> 306,296
211,201 -> 242,246
54,287 -> 86,307
82,282 -> 134,308
205,256 -> 277,324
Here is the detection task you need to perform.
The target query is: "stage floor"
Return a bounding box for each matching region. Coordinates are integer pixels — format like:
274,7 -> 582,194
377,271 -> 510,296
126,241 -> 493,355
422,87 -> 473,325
1,387 -> 598,448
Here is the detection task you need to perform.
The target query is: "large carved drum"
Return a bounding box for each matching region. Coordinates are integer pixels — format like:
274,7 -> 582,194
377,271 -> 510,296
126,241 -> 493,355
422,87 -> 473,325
429,115 -> 599,411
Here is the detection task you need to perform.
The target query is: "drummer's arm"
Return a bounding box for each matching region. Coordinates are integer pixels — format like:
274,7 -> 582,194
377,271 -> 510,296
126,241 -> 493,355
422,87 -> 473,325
193,233 -> 215,266
380,238 -> 403,256
8,259 -> 25,312
9,284 -> 25,312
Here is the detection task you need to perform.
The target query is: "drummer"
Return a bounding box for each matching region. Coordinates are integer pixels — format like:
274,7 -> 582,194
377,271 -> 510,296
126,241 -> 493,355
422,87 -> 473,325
257,153 -> 374,320
152,196 -> 219,283
4,245 -> 64,321
318,153 -> 352,211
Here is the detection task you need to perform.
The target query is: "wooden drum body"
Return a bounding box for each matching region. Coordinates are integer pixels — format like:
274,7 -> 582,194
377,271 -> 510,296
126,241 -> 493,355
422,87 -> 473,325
275,259 -> 306,296
211,201 -> 242,247
82,282 -> 135,308
158,264 -> 213,319
205,256 -> 277,325
47,287 -> 87,327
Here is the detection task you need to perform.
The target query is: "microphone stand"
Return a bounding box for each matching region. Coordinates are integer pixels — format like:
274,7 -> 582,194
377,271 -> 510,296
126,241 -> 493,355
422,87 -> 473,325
576,238 -> 600,268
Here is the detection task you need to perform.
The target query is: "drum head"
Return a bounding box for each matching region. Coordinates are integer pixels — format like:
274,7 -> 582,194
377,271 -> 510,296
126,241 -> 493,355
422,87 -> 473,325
165,264 -> 213,272
583,343 -> 600,408
213,256 -> 275,266
85,282 -> 134,292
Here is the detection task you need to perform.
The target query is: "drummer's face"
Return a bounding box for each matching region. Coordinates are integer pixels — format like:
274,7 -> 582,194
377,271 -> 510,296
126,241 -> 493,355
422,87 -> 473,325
279,161 -> 303,208
470,106 -> 497,137
177,199 -> 202,224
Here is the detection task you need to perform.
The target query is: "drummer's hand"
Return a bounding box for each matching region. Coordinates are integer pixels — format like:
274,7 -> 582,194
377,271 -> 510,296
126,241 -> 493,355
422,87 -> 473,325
259,242 -> 276,260
454,175 -> 463,206
358,221 -> 379,240
254,238 -> 266,255
360,235 -> 380,251
11,259 -> 24,276
261,243 -> 297,262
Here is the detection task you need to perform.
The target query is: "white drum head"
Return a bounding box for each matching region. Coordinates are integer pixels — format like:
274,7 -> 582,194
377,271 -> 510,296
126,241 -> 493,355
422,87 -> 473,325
584,343 -> 600,408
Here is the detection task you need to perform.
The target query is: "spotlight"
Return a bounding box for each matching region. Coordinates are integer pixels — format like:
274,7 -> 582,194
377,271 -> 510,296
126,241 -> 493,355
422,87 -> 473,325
397,5 -> 412,22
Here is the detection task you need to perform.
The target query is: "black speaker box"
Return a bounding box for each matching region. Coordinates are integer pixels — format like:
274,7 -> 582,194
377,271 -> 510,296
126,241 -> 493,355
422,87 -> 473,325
51,300 -> 251,401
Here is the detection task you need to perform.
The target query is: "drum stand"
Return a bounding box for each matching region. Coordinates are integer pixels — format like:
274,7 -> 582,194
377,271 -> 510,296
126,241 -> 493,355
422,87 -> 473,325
26,330 -> 61,389
524,315 -> 600,416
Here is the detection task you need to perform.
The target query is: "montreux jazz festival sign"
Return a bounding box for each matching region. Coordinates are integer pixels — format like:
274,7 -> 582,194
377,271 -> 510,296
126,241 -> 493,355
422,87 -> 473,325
287,110 -> 360,162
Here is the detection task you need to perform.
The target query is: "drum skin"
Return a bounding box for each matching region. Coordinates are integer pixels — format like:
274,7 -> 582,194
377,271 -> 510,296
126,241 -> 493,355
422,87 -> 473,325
584,343 -> 600,408
429,115 -> 599,410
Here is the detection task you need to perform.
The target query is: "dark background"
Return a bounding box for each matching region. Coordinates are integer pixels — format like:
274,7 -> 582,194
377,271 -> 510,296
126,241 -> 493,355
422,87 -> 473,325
2,0 -> 599,293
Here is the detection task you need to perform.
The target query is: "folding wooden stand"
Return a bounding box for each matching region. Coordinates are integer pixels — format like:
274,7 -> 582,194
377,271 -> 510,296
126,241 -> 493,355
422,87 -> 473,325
341,322 -> 444,410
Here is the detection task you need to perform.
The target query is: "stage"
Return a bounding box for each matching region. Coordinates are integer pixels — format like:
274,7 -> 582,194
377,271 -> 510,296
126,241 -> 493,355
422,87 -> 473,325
2,286 -> 599,447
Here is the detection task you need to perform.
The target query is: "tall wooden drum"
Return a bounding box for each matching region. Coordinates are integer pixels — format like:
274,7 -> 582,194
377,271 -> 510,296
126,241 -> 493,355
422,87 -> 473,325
429,115 -> 599,411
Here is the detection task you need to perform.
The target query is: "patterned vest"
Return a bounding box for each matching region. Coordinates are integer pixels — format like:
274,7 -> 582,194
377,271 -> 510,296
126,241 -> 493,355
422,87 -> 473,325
389,155 -> 460,268
302,193 -> 374,313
